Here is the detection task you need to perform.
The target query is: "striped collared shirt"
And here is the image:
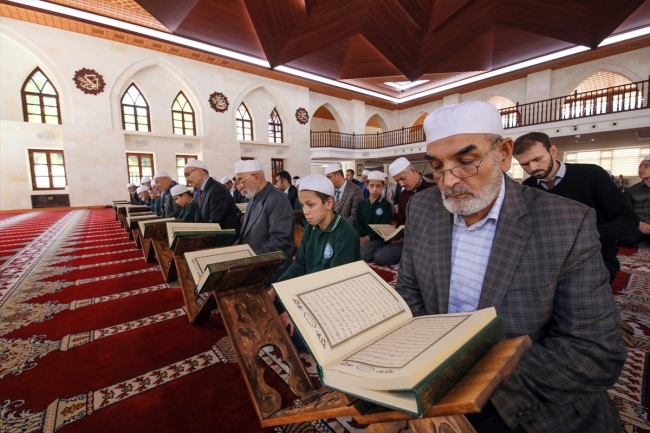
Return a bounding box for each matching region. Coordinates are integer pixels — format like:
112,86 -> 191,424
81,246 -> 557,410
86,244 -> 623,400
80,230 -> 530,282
448,176 -> 506,313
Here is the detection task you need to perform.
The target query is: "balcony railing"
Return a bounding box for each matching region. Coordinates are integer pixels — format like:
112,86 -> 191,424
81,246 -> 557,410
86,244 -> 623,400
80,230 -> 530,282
310,77 -> 649,149
310,125 -> 424,149
499,78 -> 649,128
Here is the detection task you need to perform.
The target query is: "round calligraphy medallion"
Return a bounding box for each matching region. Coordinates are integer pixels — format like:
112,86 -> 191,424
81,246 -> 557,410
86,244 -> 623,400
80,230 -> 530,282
73,68 -> 105,95
209,92 -> 229,113
295,107 -> 309,124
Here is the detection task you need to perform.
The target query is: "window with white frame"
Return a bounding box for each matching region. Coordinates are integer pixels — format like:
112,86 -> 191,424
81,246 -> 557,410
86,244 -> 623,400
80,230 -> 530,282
564,147 -> 650,177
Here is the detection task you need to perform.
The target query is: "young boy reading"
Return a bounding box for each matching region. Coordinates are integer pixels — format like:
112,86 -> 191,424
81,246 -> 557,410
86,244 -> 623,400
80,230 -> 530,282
170,184 -> 197,222
274,173 -> 360,337
356,170 -> 393,262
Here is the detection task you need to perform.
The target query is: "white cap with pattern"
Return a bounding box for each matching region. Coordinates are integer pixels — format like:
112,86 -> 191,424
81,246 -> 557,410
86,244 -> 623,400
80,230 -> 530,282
389,157 -> 411,177
299,174 -> 335,197
368,171 -> 385,181
185,159 -> 208,171
324,163 -> 342,175
170,184 -> 190,197
153,171 -> 170,179
424,101 -> 504,144
235,160 -> 263,173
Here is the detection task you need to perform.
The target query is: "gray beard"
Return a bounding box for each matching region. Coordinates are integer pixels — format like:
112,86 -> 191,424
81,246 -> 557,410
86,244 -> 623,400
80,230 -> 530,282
440,155 -> 503,216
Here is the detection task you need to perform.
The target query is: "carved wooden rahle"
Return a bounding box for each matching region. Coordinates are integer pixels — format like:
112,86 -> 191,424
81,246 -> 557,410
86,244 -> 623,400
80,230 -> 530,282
140,221 -> 168,263
152,238 -> 177,282
133,228 -> 142,249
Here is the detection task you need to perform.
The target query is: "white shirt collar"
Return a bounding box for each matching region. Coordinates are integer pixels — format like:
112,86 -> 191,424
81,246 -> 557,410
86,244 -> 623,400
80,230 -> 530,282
536,160 -> 565,185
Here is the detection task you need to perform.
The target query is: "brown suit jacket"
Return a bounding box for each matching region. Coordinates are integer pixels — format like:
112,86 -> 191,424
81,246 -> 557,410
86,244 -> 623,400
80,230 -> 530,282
333,179 -> 363,227
395,175 -> 625,433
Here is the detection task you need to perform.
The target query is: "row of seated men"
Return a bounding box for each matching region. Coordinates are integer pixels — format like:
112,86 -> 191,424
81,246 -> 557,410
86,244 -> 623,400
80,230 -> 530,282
120,100 -> 649,432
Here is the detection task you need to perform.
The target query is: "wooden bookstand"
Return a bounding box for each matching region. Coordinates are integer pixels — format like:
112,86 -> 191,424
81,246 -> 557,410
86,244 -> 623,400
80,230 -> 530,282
207,268 -> 532,432
133,228 -> 142,249
140,221 -> 169,263
152,238 -> 176,282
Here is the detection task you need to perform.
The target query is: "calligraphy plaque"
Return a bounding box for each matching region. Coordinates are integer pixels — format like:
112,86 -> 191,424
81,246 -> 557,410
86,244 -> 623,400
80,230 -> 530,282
73,68 -> 105,95
209,92 -> 229,113
295,108 -> 309,124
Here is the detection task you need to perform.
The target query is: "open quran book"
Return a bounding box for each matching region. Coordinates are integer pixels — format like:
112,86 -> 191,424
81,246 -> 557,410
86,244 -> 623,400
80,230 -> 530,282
236,203 -> 248,213
165,222 -> 236,249
369,224 -> 404,242
184,245 -> 285,294
126,214 -> 159,228
273,261 -> 503,417
138,218 -> 176,238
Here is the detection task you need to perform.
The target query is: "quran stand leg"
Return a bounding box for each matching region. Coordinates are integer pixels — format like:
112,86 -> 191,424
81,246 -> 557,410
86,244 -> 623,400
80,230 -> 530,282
152,239 -> 176,283
128,228 -> 134,241
365,415 -> 476,433
214,283 -> 315,421
133,229 -> 142,249
175,254 -> 216,324
142,238 -> 154,262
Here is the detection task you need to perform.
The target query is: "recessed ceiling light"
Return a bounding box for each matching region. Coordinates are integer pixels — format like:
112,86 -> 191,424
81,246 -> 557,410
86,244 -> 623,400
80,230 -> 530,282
384,80 -> 429,90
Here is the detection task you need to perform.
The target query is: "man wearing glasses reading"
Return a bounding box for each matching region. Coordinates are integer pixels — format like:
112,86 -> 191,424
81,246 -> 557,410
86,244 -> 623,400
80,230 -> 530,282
395,101 -> 625,432
184,159 -> 240,233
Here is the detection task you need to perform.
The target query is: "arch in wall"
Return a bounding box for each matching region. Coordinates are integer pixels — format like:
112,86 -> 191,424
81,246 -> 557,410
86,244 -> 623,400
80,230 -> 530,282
484,95 -> 517,110
310,103 -> 348,133
558,64 -> 643,97
1,25 -> 74,124
232,82 -> 292,142
109,57 -> 204,134
410,111 -> 429,127
365,113 -> 389,133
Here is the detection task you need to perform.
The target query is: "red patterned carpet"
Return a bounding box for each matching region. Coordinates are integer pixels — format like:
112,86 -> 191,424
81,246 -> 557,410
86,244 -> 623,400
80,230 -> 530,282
0,209 -> 648,433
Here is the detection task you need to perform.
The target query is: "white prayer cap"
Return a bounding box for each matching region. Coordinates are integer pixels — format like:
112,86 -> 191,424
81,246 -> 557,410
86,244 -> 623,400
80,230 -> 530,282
170,184 -> 190,197
324,163 -> 342,175
153,171 -> 170,179
389,157 -> 411,177
136,185 -> 148,194
362,170 -> 370,176
235,160 -> 263,174
424,101 -> 504,144
642,156 -> 650,162
220,176 -> 231,184
368,171 -> 385,181
127,182 -> 136,188
299,174 -> 335,197
140,176 -> 151,183
295,178 -> 301,186
185,159 -> 208,171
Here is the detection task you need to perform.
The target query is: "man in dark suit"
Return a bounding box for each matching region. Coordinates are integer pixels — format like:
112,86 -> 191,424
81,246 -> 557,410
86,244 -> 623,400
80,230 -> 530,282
127,183 -> 139,204
153,171 -> 181,218
325,163 -> 363,227
183,160 -> 240,233
513,132 -> 638,283
275,170 -> 298,209
396,101 -> 625,433
235,160 -> 294,285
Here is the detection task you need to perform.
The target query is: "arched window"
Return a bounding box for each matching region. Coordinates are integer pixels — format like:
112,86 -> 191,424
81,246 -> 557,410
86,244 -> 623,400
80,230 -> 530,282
121,84 -> 150,132
563,71 -> 638,119
172,91 -> 195,136
268,108 -> 282,143
486,95 -> 519,128
236,103 -> 253,141
412,112 -> 428,127
22,68 -> 61,124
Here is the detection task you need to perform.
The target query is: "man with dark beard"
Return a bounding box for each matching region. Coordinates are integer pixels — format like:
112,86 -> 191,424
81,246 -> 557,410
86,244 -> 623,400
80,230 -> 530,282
395,101 -> 625,433
513,132 -> 637,282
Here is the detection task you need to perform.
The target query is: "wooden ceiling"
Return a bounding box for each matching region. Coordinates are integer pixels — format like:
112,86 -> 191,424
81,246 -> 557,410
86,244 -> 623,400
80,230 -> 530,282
5,0 -> 650,107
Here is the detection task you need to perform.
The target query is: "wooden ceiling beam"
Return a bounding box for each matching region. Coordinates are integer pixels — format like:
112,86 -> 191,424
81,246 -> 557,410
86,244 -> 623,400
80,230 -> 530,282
586,0 -> 647,48
134,0 -> 200,32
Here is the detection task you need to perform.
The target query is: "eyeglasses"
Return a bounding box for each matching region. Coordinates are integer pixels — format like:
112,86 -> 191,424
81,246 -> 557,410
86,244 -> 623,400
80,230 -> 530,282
183,168 -> 198,177
235,174 -> 253,186
428,137 -> 501,183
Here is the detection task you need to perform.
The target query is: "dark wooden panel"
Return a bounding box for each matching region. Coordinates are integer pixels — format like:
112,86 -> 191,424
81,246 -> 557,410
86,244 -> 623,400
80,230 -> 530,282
490,26 -> 574,71
174,0 -> 265,59
243,0 -> 306,67
613,0 -> 650,34
425,29 -> 494,73
339,34 -> 404,79
428,0 -> 472,30
285,38 -> 352,80
31,194 -> 70,208
134,0 -> 199,31
586,0 -> 647,47
396,0 -> 433,30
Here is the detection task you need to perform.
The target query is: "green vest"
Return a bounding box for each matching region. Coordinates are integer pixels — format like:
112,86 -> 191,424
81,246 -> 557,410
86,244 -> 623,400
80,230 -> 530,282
355,197 -> 393,241
177,199 -> 197,222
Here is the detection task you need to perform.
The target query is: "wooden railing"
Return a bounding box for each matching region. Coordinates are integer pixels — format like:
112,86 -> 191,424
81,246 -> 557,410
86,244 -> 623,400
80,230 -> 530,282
310,78 -> 649,149
310,125 -> 424,149
499,78 -> 649,129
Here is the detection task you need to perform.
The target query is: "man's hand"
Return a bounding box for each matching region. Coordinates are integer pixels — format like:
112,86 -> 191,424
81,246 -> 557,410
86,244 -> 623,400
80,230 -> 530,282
360,236 -> 369,246
279,312 -> 295,336
640,221 -> 650,234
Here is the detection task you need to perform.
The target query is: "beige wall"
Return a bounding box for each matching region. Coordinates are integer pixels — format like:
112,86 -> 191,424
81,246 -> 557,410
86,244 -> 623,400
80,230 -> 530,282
1,15 -> 649,210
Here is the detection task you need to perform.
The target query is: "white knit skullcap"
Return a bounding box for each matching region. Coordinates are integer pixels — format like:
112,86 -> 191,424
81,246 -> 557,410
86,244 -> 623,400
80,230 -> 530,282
136,185 -> 148,193
299,174 -> 335,197
170,184 -> 190,196
220,176 -> 231,184
153,171 -> 170,179
362,170 -> 370,176
185,159 -> 208,171
235,160 -> 263,173
368,171 -> 385,181
324,163 -> 342,175
140,176 -> 151,183
127,182 -> 136,188
642,156 -> 650,162
424,101 -> 504,144
389,157 -> 411,177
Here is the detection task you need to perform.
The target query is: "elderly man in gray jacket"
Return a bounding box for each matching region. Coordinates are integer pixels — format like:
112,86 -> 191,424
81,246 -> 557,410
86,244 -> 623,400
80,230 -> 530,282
395,101 -> 625,433
234,160 -> 294,285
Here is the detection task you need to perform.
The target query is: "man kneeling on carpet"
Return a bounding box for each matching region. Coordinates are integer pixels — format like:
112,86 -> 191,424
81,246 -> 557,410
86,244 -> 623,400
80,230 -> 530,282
272,174 -> 360,344
170,184 -> 197,222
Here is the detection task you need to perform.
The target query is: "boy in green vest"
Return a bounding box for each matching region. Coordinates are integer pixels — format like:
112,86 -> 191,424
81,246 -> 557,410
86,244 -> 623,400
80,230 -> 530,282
171,184 -> 197,222
356,170 -> 394,262
274,173 -> 360,337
